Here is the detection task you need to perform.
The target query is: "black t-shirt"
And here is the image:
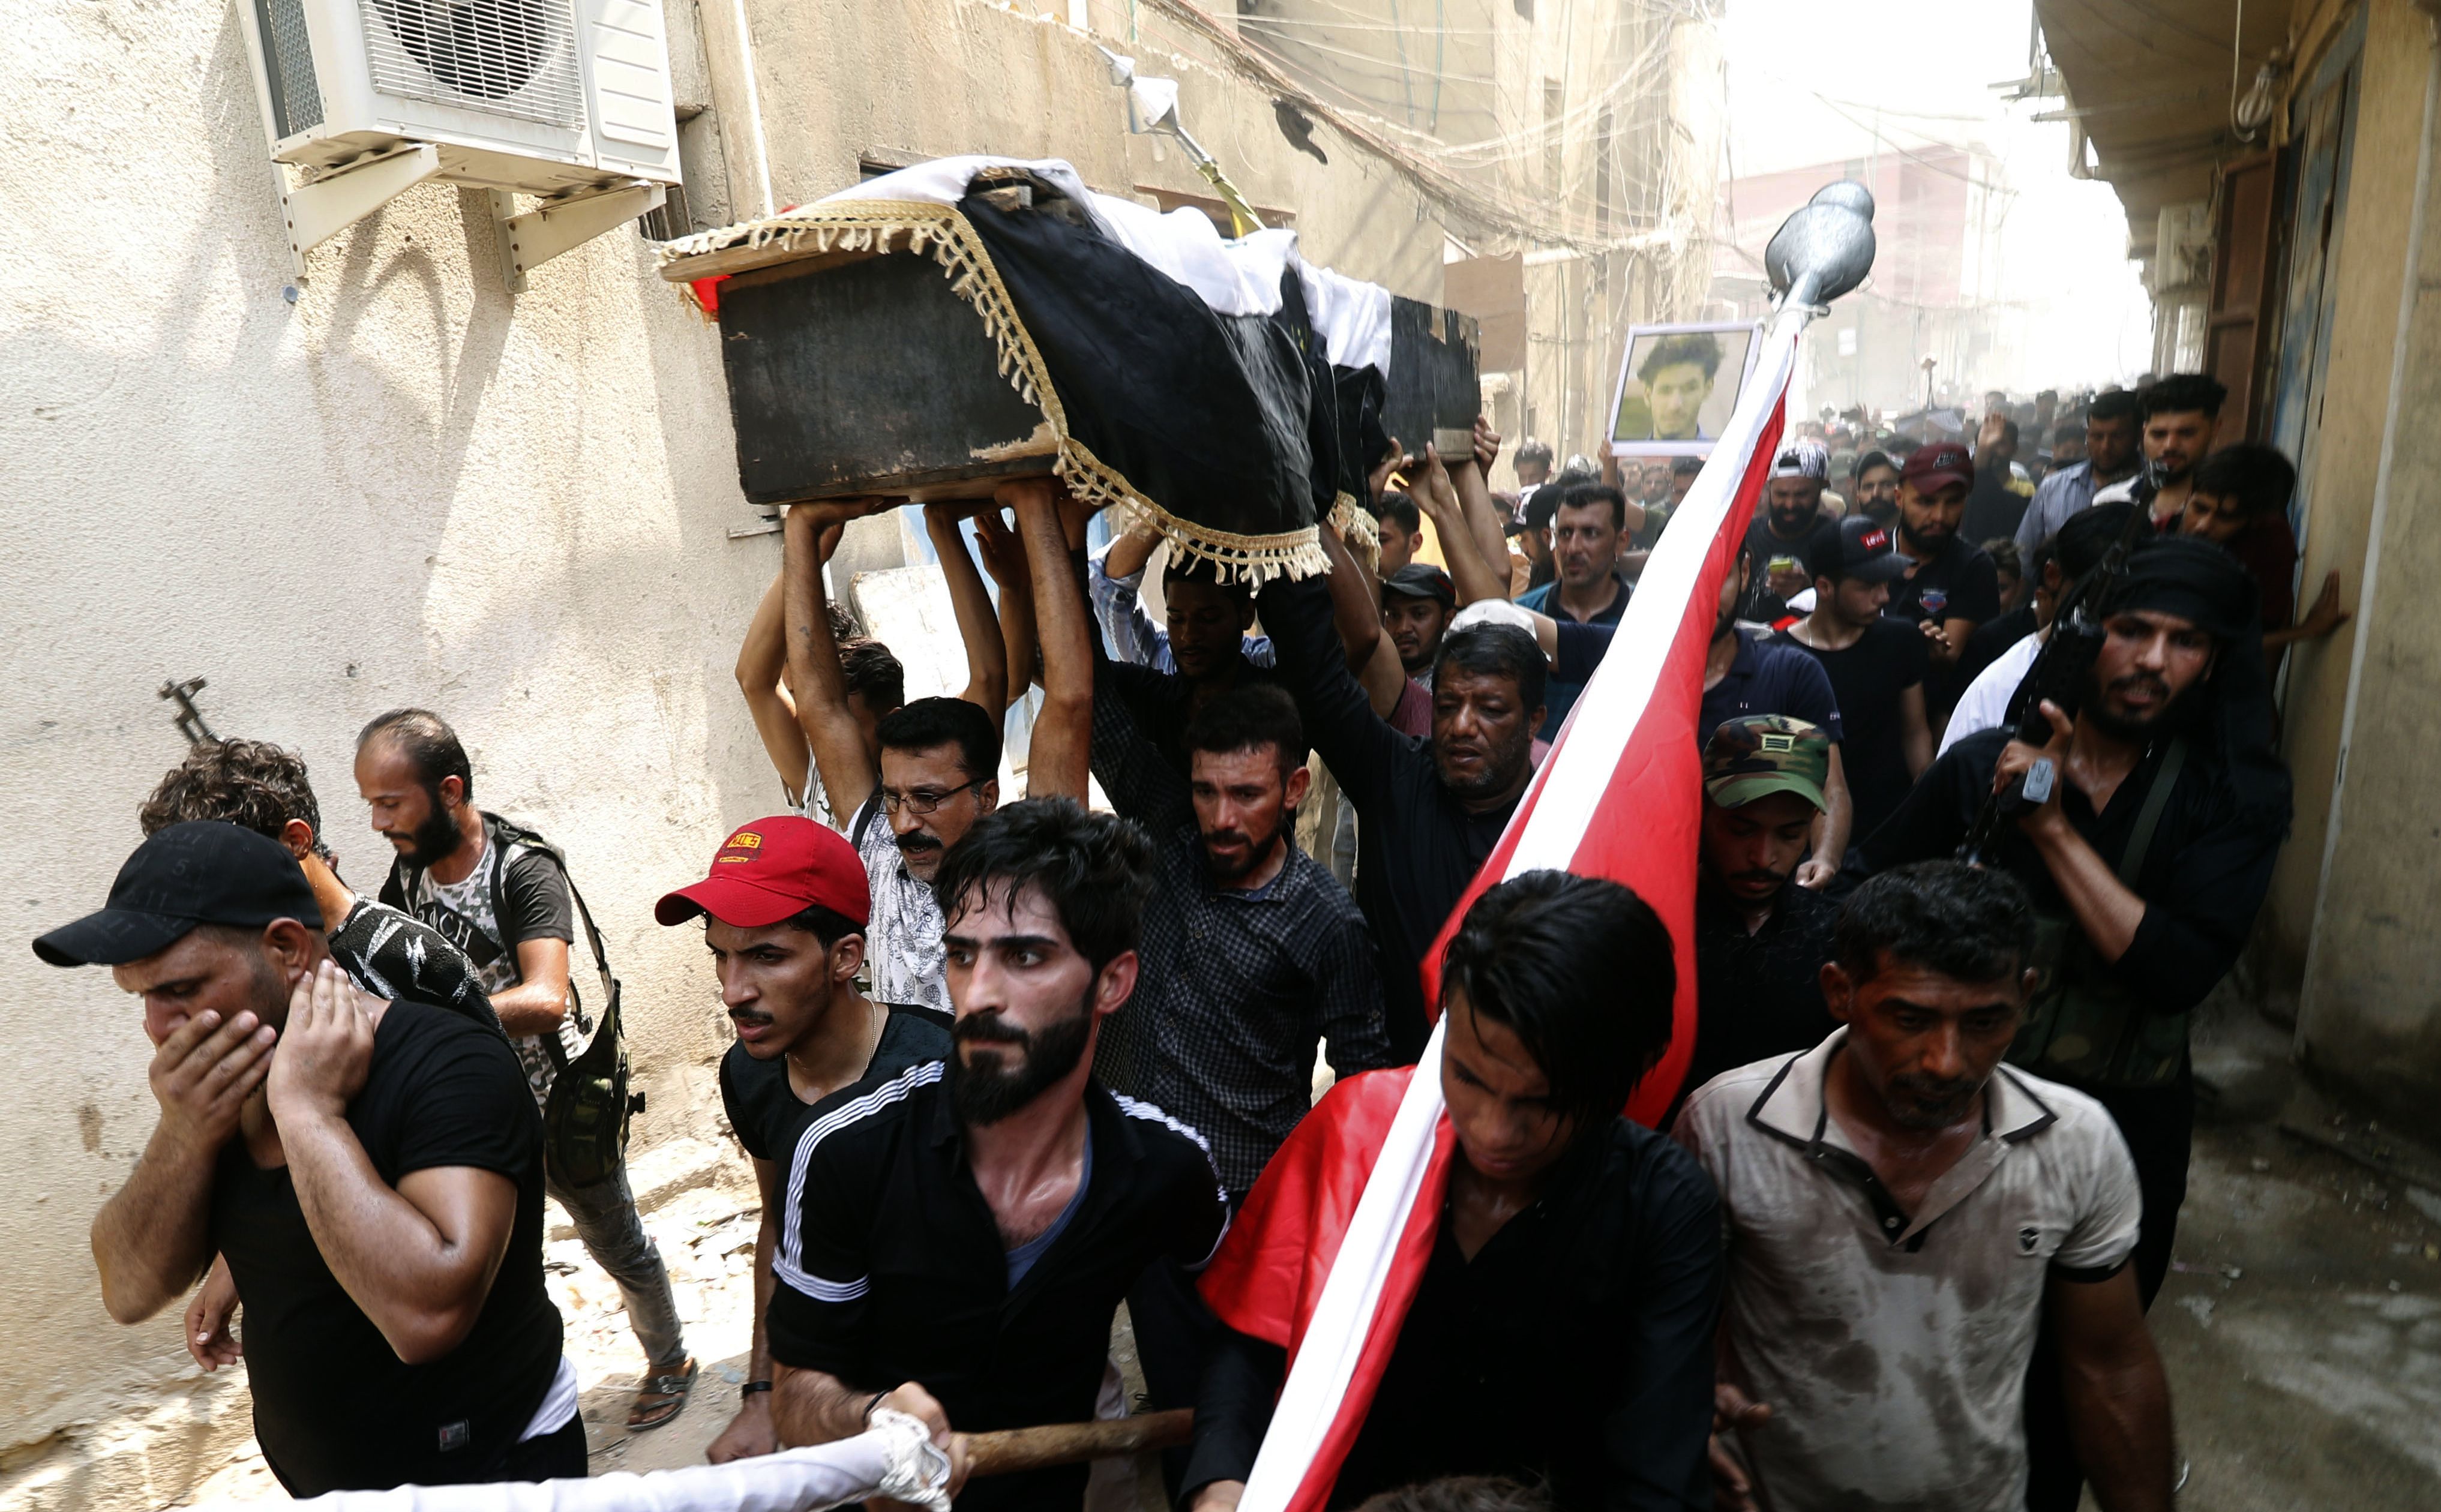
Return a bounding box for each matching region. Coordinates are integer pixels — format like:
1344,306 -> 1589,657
214,1001 -> 559,1495
1087,565 -> 1282,836
1186,1118 -> 1722,1508
717,1004 -> 953,1162
328,898 -> 500,1034
1771,620 -> 1927,844
1960,466 -> 2030,546
1677,877 -> 1839,1123
1887,536 -> 2002,630
768,1072 -> 1228,1512
1886,537 -> 2001,717
1257,574 -> 1522,1063
1738,517 -> 1823,620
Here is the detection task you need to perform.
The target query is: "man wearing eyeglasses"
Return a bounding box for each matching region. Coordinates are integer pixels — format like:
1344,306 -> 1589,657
784,503 -> 1007,1018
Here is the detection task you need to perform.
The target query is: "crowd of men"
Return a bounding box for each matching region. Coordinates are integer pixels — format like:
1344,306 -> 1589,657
41,368 -> 2326,1510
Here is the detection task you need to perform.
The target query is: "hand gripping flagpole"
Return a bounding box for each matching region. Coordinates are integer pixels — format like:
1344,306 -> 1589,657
1234,184 -> 1876,1512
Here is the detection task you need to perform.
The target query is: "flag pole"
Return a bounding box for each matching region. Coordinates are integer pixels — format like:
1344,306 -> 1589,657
1232,184 -> 1877,1512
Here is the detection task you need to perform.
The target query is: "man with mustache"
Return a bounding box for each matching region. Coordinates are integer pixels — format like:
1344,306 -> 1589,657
1188,871 -> 1719,1510
1381,563 -> 1458,696
1677,862 -> 2173,1512
1258,559 -> 1549,1062
763,799 -> 1228,1512
2014,389 -> 2140,563
650,817 -> 951,1464
47,823 -> 574,1495
1676,717 -> 1842,1123
1941,503 -> 2140,756
1885,441 -> 2002,725
1773,515 -> 1931,846
1855,538 -> 2290,1510
782,498 -> 1010,1018
1736,442 -> 1831,621
1088,683 -> 1389,1493
1848,448 -> 1902,529
2134,374 -> 2226,529
1515,481 -> 1636,735
358,709 -> 696,1430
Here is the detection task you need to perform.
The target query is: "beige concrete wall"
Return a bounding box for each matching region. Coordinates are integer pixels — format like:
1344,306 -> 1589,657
0,0 -> 780,1466
2292,7 -> 2441,1135
2259,0 -> 2431,1001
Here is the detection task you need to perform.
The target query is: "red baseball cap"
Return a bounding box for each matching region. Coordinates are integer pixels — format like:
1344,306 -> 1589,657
1902,442 -> 1974,494
654,817 -> 870,929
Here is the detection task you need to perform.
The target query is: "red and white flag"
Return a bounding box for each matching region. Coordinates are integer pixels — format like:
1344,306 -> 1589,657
1201,308 -> 1803,1512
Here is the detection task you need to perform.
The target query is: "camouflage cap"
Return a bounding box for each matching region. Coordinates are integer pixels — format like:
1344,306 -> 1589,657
1702,715 -> 1830,812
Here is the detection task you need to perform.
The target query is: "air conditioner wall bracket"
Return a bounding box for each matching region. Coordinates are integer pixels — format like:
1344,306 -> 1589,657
491,183 -> 665,294
282,144 -> 443,278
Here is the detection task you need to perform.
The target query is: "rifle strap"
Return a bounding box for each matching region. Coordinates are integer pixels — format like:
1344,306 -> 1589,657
2116,738 -> 2187,887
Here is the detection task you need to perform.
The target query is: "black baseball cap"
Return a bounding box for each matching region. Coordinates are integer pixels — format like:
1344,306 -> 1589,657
1381,563 -> 1457,609
34,821 -> 320,968
1809,514 -> 1912,584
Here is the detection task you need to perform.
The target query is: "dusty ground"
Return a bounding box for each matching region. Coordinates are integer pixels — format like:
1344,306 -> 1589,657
8,1007 -> 2438,1510
2123,1003 -> 2441,1510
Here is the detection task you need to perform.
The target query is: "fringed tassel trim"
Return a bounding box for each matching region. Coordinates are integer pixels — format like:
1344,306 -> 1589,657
664,201 -> 1327,583
1327,492 -> 1378,577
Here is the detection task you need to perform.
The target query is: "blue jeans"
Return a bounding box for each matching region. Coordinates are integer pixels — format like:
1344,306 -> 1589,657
547,1160 -> 686,1368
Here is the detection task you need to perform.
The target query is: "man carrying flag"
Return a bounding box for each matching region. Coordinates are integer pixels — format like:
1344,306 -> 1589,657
1185,184 -> 1879,1512
1183,871 -> 1721,1510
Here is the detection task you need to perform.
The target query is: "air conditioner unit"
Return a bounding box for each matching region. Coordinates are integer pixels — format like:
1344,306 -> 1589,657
2152,202 -> 2212,298
236,0 -> 681,286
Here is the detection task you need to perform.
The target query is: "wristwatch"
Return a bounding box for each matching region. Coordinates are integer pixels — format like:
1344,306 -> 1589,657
741,1379 -> 774,1400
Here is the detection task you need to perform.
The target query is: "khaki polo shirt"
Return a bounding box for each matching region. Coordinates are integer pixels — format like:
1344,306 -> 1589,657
1674,1030 -> 2140,1512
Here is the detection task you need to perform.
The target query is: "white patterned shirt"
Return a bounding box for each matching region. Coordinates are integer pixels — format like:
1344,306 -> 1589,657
847,793 -> 950,1015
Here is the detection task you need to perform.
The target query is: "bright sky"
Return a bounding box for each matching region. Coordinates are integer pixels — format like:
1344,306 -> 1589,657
1720,0 -> 2154,393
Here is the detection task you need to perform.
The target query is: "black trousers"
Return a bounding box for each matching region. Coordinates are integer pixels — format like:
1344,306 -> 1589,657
2023,1069 -> 2194,1511
1129,1252 -> 1224,1501
487,1414 -> 592,1483
265,1411 -> 589,1498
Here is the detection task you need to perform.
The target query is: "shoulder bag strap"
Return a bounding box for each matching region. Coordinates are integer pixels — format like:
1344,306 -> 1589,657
486,814 -> 617,1025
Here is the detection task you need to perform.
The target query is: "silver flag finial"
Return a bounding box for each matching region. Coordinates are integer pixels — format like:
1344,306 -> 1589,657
1765,182 -> 1878,308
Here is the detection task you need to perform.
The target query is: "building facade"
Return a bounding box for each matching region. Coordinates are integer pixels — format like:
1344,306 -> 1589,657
1237,0 -> 1725,464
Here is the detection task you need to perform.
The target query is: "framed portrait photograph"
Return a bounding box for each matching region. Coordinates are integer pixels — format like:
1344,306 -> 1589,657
1606,322 -> 1762,457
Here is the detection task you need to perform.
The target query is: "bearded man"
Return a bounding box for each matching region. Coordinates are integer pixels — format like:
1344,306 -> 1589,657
1258,567 -> 1551,1064
763,799 -> 1229,1512
1085,683 -> 1391,1495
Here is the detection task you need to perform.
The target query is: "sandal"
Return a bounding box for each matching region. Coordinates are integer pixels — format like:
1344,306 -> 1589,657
627,1356 -> 699,1430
